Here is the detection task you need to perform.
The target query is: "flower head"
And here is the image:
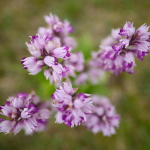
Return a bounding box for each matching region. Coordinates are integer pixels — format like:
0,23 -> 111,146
85,95 -> 120,136
51,82 -> 93,127
0,92 -> 51,135
38,13 -> 76,51
22,35 -> 71,84
97,22 -> 150,74
66,52 -> 85,72
74,51 -> 105,86
64,52 -> 85,78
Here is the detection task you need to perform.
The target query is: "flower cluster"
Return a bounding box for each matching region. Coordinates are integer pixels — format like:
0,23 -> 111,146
64,51 -> 85,78
0,92 -> 51,135
85,95 -> 120,136
88,54 -> 105,85
2,12 -> 150,137
94,22 -> 150,75
74,52 -> 105,85
22,13 -> 78,85
51,82 -> 93,127
22,35 -> 71,84
38,13 -> 76,51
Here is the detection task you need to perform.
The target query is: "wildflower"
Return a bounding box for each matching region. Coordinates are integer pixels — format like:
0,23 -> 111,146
97,22 -> 150,74
75,72 -> 88,85
88,68 -> 105,85
66,52 -> 85,72
0,92 -> 51,135
74,51 -> 105,85
21,35 -> 70,84
38,13 -> 76,51
85,95 -> 120,136
51,82 -> 93,127
64,52 -> 85,78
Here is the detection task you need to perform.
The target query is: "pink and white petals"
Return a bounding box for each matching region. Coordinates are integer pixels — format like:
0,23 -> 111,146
84,95 -> 120,136
0,92 -> 51,135
96,22 -> 150,75
22,34 -> 71,84
51,82 -> 93,128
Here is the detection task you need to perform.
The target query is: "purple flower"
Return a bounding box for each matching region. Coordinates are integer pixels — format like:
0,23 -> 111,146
119,22 -> 135,38
66,52 -> 85,72
88,68 -> 105,85
0,92 -> 51,135
96,22 -> 150,74
44,13 -> 74,36
84,95 -> 120,136
22,35 -> 71,84
63,36 -> 77,51
0,120 -> 16,134
51,82 -> 93,127
63,51 -> 85,79
22,57 -> 44,75
52,46 -> 70,58
75,72 -> 88,86
74,51 -> 106,86
38,13 -> 76,51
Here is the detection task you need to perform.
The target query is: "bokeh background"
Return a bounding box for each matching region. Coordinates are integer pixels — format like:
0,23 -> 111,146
0,0 -> 150,150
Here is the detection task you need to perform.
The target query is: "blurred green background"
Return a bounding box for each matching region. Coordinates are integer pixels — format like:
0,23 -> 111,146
0,0 -> 150,150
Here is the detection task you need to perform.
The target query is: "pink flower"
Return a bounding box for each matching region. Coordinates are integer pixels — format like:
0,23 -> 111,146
0,120 -> 16,134
66,52 -> 85,72
53,46 -> 70,58
44,13 -> 74,36
51,82 -> 93,127
88,68 -> 105,85
75,73 -> 88,86
85,95 -> 120,136
22,34 -> 71,84
63,37 -> 77,51
38,13 -> 76,51
0,92 -> 51,135
96,22 -> 150,74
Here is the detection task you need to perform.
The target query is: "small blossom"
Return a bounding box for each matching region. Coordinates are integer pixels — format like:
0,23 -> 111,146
84,95 -> 120,136
22,34 -> 71,84
88,68 -> 105,85
38,13 -> 76,51
66,52 -> 85,72
75,73 -> 88,86
0,92 -> 51,135
96,22 -> 150,74
72,51 -> 106,86
51,82 -> 93,127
